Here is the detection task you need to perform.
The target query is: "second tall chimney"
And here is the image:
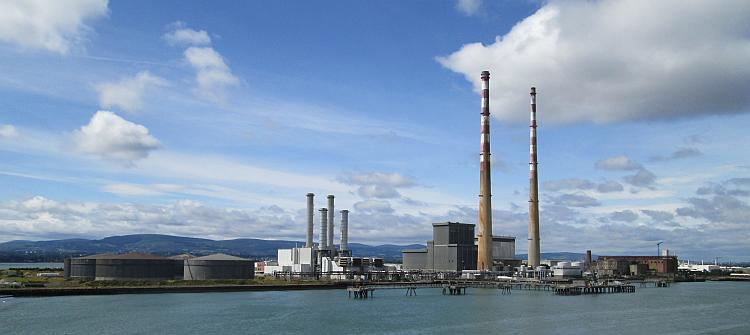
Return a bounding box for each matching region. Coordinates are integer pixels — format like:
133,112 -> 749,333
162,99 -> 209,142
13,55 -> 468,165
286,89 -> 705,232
306,193 -> 314,248
528,87 -> 541,268
477,70 -> 494,271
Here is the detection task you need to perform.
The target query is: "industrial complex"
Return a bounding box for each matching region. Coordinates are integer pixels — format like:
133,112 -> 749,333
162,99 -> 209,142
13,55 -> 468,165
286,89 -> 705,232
54,71 -> 698,287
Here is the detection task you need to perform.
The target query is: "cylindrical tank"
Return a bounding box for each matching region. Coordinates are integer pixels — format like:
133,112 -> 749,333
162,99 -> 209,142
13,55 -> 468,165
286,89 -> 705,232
571,261 -> 583,268
557,262 -> 571,268
63,258 -> 71,279
184,254 -> 255,280
94,254 -> 181,281
68,258 -> 96,280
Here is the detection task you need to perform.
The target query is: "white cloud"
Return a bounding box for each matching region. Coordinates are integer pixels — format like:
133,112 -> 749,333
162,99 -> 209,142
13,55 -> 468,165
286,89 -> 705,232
456,0 -> 481,16
184,46 -> 239,103
340,172 -> 417,188
163,22 -> 211,46
96,71 -> 167,114
595,155 -> 642,171
72,111 -> 160,164
438,0 -> 750,124
0,0 -> 108,54
0,124 -> 18,138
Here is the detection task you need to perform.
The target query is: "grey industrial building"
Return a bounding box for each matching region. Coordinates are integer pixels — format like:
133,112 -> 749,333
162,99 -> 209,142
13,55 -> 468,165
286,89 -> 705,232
184,253 -> 255,280
402,222 -> 477,272
402,222 -> 517,271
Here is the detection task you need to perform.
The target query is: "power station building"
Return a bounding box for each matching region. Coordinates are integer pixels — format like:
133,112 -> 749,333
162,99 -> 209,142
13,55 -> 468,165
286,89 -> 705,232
402,222 -> 516,272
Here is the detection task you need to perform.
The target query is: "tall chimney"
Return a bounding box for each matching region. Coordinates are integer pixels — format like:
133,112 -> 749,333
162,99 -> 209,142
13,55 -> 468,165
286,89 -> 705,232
585,250 -> 592,271
477,70 -> 494,271
528,87 -> 541,268
327,195 -> 335,251
340,209 -> 349,251
319,208 -> 328,250
306,193 -> 314,248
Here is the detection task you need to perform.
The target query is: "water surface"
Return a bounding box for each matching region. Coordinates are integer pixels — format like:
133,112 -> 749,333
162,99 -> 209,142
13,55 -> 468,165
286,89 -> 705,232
1,282 -> 748,334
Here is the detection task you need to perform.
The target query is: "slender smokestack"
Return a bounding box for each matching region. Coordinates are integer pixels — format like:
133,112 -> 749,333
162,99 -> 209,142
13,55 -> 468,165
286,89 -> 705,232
585,250 -> 592,271
340,209 -> 349,251
319,208 -> 328,250
327,195 -> 335,251
306,193 -> 314,248
528,87 -> 541,268
477,70 -> 494,271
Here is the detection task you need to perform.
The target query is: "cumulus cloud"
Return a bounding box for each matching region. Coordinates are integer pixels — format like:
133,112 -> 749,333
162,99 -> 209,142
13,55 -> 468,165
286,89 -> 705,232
678,178 -> 750,224
0,124 -> 18,138
0,0 -> 108,54
184,46 -> 239,103
339,172 -> 417,199
550,193 -> 600,207
597,180 -> 624,193
162,22 -> 211,46
437,0 -> 750,124
96,71 -> 167,114
623,168 -> 657,187
609,210 -> 638,222
650,147 -> 702,162
543,178 -> 594,191
456,0 -> 481,16
353,199 -> 395,215
595,155 -> 642,171
72,111 -> 160,164
641,209 -> 674,222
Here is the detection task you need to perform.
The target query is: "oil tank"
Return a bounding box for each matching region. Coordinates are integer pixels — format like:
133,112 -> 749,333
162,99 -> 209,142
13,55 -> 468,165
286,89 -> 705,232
67,257 -> 97,280
93,253 -> 182,281
184,253 -> 255,280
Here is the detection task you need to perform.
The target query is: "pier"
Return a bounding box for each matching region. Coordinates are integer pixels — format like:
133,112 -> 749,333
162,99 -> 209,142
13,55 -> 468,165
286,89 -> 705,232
554,284 -> 636,296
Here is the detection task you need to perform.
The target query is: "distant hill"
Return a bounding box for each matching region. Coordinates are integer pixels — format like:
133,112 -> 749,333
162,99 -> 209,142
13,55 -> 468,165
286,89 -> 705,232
0,234 -> 425,263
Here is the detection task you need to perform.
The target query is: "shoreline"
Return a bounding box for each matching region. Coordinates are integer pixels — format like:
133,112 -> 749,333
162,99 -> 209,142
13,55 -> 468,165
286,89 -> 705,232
0,282 -> 349,297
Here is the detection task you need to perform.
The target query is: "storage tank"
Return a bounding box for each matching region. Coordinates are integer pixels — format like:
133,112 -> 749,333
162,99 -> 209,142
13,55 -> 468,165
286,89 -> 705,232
557,261 -> 571,268
67,256 -> 97,280
93,253 -> 182,281
184,254 -> 255,280
571,261 -> 583,268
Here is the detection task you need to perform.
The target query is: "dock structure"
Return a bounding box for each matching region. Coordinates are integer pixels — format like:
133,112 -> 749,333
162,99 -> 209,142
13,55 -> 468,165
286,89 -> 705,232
347,286 -> 376,299
554,284 -> 636,296
441,284 -> 467,295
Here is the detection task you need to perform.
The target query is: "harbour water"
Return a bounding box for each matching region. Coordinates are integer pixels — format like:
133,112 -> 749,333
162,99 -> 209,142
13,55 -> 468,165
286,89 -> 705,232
1,282 -> 748,334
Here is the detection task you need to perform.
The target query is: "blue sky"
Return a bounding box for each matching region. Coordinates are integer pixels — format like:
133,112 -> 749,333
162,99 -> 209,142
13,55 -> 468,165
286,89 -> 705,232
1,0 -> 749,262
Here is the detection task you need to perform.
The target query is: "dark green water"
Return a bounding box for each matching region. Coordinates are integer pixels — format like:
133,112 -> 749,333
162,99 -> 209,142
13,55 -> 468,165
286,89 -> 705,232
1,282 -> 748,334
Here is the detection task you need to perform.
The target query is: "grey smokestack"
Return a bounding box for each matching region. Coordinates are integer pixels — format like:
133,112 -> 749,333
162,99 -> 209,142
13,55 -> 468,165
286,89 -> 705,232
319,208 -> 328,250
477,70 -> 494,271
306,193 -> 314,248
327,195 -> 335,251
528,86 -> 541,268
585,250 -> 592,271
340,210 -> 349,251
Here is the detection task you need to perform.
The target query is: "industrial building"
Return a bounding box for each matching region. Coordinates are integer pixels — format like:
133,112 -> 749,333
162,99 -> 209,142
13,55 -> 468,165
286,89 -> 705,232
184,254 -> 254,280
402,222 -> 517,272
595,256 -> 678,277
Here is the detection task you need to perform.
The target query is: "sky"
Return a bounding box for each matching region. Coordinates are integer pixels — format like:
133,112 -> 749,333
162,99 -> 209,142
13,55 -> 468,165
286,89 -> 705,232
0,0 -> 749,262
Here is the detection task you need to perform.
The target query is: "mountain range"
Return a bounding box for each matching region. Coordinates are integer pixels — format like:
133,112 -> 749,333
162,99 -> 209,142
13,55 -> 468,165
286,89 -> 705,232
0,234 -> 591,263
0,234 -> 424,262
